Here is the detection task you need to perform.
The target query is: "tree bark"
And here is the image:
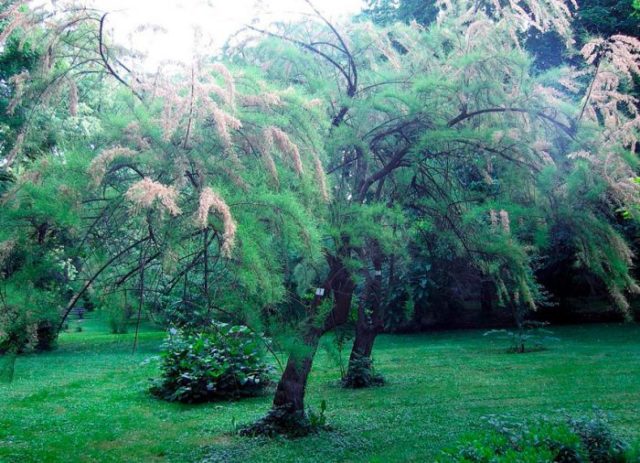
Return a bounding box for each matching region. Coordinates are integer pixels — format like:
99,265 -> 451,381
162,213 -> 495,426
275,255 -> 355,411
344,242 -> 384,388
242,254 -> 355,435
271,329 -> 321,415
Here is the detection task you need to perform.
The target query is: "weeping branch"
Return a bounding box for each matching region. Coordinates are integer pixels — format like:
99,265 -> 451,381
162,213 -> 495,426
56,235 -> 151,333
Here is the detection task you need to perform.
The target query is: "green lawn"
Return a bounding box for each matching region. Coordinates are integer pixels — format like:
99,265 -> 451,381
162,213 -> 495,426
1,320 -> 639,462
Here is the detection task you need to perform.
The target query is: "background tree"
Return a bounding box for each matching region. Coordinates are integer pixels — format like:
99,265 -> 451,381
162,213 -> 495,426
361,0 -> 639,70
1,0 -> 343,433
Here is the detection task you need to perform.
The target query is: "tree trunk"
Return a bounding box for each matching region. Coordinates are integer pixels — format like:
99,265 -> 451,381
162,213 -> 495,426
343,242 -> 384,388
241,254 -> 355,436
272,341 -> 319,412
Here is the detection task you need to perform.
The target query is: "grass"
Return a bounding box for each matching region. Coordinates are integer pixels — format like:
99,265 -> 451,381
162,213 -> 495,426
1,319 -> 639,462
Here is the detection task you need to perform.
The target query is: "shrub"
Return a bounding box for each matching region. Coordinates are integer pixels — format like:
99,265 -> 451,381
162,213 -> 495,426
0,305 -> 35,354
98,292 -> 133,334
0,304 -> 57,354
107,309 -> 130,334
568,412 -> 629,463
439,412 -> 634,463
154,296 -> 212,330
484,320 -> 560,353
150,323 -> 273,403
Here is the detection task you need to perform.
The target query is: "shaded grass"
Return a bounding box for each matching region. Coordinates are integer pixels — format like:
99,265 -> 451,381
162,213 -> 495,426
0,321 -> 639,462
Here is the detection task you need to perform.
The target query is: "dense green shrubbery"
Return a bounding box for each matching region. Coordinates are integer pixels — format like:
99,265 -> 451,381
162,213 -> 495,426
96,292 -> 132,334
150,323 -> 273,403
568,414 -> 630,463
0,292 -> 59,354
152,295 -> 213,331
439,412 -> 634,462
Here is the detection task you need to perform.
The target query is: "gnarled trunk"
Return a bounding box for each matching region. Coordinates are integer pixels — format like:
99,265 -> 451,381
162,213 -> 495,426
272,335 -> 319,413
241,254 -> 355,436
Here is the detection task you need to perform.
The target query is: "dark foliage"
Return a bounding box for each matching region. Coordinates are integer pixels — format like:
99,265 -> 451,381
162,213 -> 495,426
569,413 -> 629,463
0,304 -> 57,354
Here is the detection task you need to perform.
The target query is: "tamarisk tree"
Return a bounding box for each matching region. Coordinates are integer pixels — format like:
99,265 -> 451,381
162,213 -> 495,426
233,0 -> 640,394
0,1 -> 332,383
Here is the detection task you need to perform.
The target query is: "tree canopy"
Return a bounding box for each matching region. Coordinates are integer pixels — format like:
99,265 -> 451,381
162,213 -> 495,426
1,0 -> 639,434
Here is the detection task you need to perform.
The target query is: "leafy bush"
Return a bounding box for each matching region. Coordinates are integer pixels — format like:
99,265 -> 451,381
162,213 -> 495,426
439,412 -> 635,463
152,295 -> 212,330
0,295 -> 58,354
106,308 -> 130,334
0,305 -> 37,354
150,323 -> 273,403
568,412 -> 629,463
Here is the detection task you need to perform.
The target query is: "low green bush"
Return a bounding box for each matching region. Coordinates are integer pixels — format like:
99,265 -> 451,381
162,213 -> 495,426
150,323 -> 273,403
568,413 -> 629,463
97,292 -> 132,334
439,412 -> 635,463
484,320 -> 560,353
0,303 -> 58,354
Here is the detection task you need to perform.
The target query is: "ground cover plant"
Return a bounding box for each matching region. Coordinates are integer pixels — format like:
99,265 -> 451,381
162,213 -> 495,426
440,412 -> 635,462
484,321 -> 561,353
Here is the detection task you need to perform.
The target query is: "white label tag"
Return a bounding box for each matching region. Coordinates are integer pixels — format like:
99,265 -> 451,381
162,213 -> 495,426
374,270 -> 382,276
315,287 -> 325,296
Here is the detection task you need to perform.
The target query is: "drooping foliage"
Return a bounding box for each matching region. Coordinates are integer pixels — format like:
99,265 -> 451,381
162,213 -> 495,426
232,0 -> 640,392
362,0 -> 640,70
1,0 -> 639,434
0,2 -> 331,356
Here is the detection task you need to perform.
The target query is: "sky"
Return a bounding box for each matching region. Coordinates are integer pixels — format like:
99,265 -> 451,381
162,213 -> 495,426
90,0 -> 365,67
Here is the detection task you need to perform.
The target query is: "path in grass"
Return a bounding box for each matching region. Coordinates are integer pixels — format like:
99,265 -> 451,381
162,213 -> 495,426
0,320 -> 639,462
